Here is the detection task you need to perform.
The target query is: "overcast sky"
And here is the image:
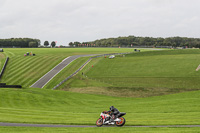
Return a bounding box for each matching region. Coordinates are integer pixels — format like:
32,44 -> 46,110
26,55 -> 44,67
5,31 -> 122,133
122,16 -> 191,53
0,0 -> 200,45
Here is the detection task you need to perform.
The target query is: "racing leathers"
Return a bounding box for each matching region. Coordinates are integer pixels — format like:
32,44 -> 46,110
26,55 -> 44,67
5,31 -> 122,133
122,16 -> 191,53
108,106 -> 120,122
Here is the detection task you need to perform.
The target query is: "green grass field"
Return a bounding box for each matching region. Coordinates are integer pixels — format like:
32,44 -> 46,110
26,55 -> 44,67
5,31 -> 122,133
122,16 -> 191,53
0,48 -> 136,88
0,88 -> 200,132
0,52 -> 6,72
65,49 -> 200,97
0,88 -> 200,126
0,48 -> 200,132
1,126 -> 200,133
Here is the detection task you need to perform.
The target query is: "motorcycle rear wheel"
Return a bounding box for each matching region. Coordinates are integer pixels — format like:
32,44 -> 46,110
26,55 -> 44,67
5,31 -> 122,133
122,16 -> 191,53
96,118 -> 103,127
115,117 -> 126,127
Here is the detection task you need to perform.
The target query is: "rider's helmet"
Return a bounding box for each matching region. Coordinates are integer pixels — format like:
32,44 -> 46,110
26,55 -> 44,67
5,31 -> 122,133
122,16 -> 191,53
110,106 -> 114,111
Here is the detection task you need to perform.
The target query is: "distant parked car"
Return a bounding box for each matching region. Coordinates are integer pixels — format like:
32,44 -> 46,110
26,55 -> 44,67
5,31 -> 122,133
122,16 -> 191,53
109,55 -> 115,59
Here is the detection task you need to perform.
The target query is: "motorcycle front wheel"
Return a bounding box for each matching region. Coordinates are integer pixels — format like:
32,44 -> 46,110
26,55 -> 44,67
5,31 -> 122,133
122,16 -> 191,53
115,117 -> 126,127
96,118 -> 103,127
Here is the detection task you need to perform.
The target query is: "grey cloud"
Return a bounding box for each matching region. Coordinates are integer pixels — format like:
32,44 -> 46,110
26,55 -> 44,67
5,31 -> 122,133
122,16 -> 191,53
0,0 -> 200,45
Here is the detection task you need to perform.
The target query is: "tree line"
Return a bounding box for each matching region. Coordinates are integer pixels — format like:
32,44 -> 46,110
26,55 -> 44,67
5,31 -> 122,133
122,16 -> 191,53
0,38 -> 58,48
0,38 -> 40,48
69,36 -> 200,48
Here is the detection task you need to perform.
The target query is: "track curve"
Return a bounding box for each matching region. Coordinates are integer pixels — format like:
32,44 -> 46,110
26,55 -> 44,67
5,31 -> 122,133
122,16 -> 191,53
30,52 -> 130,89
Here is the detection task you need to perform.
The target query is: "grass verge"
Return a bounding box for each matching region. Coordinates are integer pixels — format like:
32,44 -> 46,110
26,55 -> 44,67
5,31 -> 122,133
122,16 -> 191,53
0,88 -> 200,126
0,126 -> 200,133
63,49 -> 200,97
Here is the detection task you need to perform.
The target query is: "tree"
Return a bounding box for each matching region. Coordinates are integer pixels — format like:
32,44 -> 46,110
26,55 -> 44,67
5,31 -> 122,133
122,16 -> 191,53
69,42 -> 73,47
44,41 -> 49,47
74,41 -> 80,47
29,42 -> 38,47
51,41 -> 56,47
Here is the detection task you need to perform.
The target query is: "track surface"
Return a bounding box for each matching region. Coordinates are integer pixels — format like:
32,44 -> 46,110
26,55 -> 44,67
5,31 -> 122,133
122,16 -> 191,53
31,54 -> 98,88
0,122 -> 200,128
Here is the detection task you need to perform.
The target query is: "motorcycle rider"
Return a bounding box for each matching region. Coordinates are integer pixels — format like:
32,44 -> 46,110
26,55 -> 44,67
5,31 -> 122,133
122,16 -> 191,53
108,106 -> 120,122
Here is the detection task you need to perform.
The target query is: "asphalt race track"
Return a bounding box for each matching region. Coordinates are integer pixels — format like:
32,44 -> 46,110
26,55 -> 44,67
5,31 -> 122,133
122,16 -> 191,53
0,122 -> 200,128
31,54 -> 99,88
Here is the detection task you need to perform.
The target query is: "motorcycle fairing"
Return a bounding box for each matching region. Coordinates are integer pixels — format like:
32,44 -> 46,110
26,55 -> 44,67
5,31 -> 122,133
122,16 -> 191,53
117,112 -> 126,118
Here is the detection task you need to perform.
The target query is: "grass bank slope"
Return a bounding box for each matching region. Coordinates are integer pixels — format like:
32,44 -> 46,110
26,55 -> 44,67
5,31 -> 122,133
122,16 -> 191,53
0,53 -> 6,72
0,88 -> 199,126
0,48 -> 136,88
65,49 -> 200,97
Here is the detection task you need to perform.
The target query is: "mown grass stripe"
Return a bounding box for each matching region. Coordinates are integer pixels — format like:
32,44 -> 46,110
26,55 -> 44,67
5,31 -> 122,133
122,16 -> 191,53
7,56 -> 28,65
6,57 -> 40,76
7,56 -> 56,78
5,55 -> 61,77
7,56 -> 37,68
26,57 -> 65,87
4,58 -> 46,84
18,58 -> 58,87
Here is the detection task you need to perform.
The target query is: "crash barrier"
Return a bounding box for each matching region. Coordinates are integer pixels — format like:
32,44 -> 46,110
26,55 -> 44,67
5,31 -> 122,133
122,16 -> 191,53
52,52 -> 132,90
0,83 -> 22,88
0,57 -> 22,88
0,57 -> 9,79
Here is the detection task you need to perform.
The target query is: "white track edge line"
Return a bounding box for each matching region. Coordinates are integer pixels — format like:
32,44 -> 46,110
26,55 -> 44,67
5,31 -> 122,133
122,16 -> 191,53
40,57 -> 79,88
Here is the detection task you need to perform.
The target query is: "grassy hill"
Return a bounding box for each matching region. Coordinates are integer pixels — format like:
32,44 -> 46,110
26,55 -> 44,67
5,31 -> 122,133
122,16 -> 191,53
0,52 -> 6,72
64,49 -> 200,97
0,88 -> 200,126
0,48 -> 136,88
0,48 -> 200,132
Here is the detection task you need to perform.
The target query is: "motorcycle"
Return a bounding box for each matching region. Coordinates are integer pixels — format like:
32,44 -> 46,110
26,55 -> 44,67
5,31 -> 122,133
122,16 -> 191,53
96,111 -> 126,127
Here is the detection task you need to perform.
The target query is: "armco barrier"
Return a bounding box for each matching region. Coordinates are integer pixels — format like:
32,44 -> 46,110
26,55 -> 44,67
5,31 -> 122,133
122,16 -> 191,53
0,57 -> 9,79
0,57 -> 22,88
0,83 -> 22,88
52,52 -> 132,90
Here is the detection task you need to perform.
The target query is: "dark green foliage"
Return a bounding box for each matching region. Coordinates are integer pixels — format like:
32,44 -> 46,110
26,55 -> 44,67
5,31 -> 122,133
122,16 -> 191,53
51,41 -> 56,47
82,36 -> 200,48
0,38 -> 40,48
68,42 -> 73,47
28,42 -> 38,47
44,41 -> 49,47
69,41 -> 81,47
